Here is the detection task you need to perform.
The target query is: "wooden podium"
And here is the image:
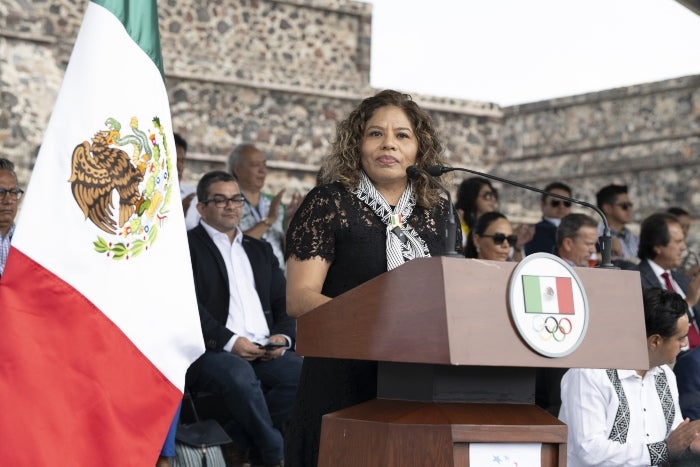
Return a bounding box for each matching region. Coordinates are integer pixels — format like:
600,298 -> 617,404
296,256 -> 647,467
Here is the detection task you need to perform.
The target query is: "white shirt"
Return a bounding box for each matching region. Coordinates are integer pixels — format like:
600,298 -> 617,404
200,220 -> 270,351
648,259 -> 685,299
559,366 -> 682,466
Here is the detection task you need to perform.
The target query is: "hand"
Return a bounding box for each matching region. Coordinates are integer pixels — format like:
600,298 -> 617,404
182,193 -> 195,214
686,265 -> 700,280
686,273 -> 700,308
267,189 -> 285,224
232,336 -> 266,361
258,334 -> 287,362
514,223 -> 535,249
666,419 -> 700,458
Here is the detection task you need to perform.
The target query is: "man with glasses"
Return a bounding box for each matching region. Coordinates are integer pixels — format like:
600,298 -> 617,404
596,184 -> 638,266
186,170 -> 301,467
0,158 -> 23,278
524,181 -> 572,256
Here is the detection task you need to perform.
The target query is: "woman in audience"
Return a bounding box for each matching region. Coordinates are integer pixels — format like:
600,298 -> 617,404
455,177 -> 497,247
465,211 -> 516,261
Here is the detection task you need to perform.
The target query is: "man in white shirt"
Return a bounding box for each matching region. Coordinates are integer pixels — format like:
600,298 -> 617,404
186,170 -> 301,467
559,288 -> 700,466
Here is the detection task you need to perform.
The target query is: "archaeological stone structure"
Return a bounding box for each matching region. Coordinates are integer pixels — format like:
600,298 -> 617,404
2,0 -> 699,239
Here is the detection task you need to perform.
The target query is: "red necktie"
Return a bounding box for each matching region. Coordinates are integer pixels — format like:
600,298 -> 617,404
661,272 -> 675,292
662,271 -> 700,348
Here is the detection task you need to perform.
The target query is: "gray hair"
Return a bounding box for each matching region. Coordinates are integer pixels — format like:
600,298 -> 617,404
227,144 -> 261,172
0,158 -> 18,182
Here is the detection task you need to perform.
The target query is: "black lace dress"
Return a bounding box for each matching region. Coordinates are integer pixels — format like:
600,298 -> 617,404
284,182 -> 459,467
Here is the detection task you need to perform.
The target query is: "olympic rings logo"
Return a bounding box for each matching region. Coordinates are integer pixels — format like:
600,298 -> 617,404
532,315 -> 573,342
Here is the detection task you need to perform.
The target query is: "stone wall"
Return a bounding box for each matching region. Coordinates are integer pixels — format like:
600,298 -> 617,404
2,0 -> 699,246
495,76 -> 700,228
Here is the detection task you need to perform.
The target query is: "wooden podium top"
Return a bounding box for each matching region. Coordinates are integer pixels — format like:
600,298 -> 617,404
296,256 -> 648,370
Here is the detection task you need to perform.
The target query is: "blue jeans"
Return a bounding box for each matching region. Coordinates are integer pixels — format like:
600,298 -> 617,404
188,350 -> 302,464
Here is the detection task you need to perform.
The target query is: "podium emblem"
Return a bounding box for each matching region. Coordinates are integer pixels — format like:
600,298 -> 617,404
508,253 -> 589,357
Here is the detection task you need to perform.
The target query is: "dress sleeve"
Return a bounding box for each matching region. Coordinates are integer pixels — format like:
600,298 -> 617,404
560,369 -> 651,466
285,184 -> 340,263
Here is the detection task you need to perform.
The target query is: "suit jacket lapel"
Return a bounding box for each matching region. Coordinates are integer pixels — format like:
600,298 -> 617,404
193,225 -> 229,283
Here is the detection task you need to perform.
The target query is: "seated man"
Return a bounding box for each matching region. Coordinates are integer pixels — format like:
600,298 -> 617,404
186,170 -> 302,467
596,183 -> 638,266
555,213 -> 598,267
0,157 -> 22,277
535,213 -> 599,416
559,288 -> 700,466
524,181 -> 572,256
635,212 -> 700,349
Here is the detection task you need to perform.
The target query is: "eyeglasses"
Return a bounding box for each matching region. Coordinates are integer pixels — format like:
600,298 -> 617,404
615,202 -> 633,210
480,191 -> 496,201
481,233 -> 517,246
201,194 -> 246,208
0,187 -> 23,201
549,200 -> 572,208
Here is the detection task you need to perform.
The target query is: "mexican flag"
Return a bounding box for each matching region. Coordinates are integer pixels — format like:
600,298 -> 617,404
0,1 -> 204,464
522,275 -> 575,314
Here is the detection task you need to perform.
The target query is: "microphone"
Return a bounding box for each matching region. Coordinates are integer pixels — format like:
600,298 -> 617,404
406,166 -> 461,257
426,165 -> 616,269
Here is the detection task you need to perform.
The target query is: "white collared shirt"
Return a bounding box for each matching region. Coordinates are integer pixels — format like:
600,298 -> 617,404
200,220 -> 270,351
648,259 -> 685,298
559,366 -> 682,466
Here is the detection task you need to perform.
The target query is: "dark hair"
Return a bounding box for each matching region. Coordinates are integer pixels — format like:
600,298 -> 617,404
643,287 -> 687,338
455,177 -> 497,229
173,133 -> 188,152
596,184 -> 628,209
318,89 -> 446,208
196,170 -> 237,202
464,211 -> 508,258
638,212 -> 679,260
667,207 -> 689,217
541,181 -> 572,202
556,213 -> 598,248
0,158 -> 18,183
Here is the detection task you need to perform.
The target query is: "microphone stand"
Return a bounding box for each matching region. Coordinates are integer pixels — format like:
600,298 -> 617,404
427,165 -> 615,269
407,166 -> 461,258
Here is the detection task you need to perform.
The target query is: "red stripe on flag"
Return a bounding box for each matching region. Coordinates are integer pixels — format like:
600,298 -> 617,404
555,276 -> 575,314
0,248 -> 181,465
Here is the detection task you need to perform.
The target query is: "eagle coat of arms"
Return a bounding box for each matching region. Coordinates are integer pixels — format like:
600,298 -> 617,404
69,117 -> 174,259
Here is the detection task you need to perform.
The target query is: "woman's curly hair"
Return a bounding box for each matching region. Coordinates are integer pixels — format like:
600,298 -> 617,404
318,89 -> 446,208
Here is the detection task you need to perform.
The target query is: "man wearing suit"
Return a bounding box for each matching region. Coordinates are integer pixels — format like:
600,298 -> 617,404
186,170 -> 301,467
524,182 -> 572,256
635,212 -> 700,349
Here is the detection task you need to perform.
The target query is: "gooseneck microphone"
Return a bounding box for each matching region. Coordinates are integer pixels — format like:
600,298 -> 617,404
425,164 -> 616,269
406,166 -> 461,257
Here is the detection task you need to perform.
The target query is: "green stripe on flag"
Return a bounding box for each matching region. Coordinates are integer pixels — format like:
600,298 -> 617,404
522,275 -> 543,313
91,0 -> 165,79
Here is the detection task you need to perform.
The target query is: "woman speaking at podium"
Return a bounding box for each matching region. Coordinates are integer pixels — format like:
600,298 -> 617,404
284,89 -> 461,466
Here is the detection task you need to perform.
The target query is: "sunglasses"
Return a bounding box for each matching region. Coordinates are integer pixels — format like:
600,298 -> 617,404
549,200 -> 571,208
481,233 -> 517,246
615,202 -> 633,210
